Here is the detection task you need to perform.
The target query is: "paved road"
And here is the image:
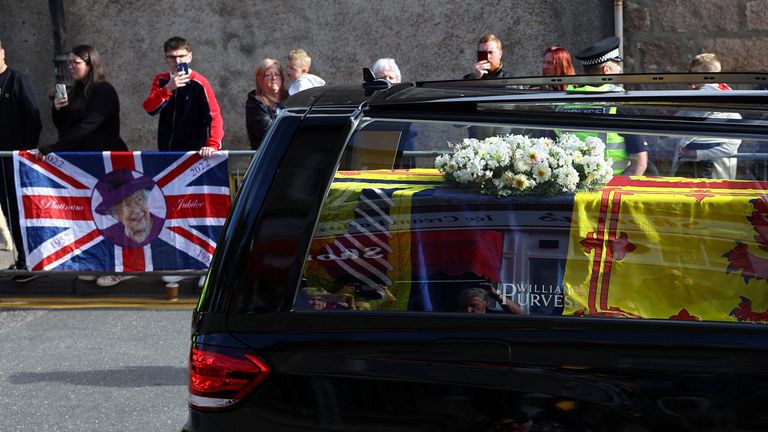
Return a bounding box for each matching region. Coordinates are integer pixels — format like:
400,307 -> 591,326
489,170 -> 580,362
0,309 -> 191,431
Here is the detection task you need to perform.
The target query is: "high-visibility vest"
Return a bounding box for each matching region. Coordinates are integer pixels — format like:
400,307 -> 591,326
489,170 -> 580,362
557,84 -> 629,174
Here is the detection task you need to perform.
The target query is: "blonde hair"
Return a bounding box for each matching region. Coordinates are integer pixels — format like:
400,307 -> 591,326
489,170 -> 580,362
689,53 -> 722,73
478,34 -> 502,51
288,48 -> 312,70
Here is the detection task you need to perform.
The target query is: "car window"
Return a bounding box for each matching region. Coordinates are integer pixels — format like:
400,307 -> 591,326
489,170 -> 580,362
297,106 -> 768,324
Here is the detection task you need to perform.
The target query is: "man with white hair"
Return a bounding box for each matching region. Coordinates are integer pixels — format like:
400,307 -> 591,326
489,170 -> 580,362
372,58 -> 401,84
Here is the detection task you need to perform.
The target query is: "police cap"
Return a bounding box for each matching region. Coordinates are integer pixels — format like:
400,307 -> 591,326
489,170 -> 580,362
575,36 -> 623,66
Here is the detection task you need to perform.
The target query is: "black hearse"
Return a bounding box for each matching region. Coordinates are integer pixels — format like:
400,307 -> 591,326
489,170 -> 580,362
184,73 -> 768,432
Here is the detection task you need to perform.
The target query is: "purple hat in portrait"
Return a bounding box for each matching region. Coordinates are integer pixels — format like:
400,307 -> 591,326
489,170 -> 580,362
94,170 -> 155,215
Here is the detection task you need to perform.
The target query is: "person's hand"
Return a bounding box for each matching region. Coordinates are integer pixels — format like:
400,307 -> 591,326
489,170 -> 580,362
343,294 -> 356,310
28,148 -> 46,161
53,97 -> 68,111
479,282 -> 503,302
198,146 -> 216,158
472,60 -> 490,79
383,286 -> 397,302
334,294 -> 356,310
165,72 -> 190,92
479,282 -> 523,315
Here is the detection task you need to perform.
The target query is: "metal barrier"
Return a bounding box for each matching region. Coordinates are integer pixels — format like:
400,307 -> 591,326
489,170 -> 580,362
0,150 -> 256,278
4,147 -> 768,281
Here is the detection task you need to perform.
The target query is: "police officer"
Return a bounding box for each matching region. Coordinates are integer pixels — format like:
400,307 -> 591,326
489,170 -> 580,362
574,36 -> 624,80
564,36 -> 648,176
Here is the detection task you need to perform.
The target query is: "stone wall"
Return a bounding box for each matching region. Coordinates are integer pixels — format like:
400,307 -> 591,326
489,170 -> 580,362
624,0 -> 768,73
1,0 -> 612,151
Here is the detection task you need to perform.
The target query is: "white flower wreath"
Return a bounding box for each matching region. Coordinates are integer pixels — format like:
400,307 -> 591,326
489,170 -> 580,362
435,134 -> 613,196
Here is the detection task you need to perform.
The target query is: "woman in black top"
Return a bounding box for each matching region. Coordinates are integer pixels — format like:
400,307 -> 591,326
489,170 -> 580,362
245,58 -> 288,151
38,45 -> 133,288
39,45 -> 128,154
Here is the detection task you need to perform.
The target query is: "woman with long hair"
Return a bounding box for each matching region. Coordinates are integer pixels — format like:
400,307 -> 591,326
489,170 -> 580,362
542,46 -> 576,90
40,44 -> 128,153
39,45 -> 131,287
246,58 -> 288,150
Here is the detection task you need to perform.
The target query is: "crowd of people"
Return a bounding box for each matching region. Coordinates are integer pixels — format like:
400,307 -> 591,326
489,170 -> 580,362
0,32 -> 746,288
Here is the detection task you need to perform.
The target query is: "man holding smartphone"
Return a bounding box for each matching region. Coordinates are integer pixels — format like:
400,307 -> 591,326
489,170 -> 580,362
143,36 -> 223,290
463,34 -> 513,80
142,36 -> 223,157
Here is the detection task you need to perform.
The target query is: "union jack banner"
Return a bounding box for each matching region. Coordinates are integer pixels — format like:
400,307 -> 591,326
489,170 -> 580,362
14,151 -> 231,272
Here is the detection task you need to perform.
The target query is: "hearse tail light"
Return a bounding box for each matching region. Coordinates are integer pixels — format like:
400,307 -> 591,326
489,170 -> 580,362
188,344 -> 272,410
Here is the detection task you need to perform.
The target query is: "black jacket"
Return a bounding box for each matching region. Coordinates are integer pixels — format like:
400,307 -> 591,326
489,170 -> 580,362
0,68 -> 42,150
143,71 -> 224,152
245,90 -> 278,150
44,81 -> 127,154
462,64 -> 514,80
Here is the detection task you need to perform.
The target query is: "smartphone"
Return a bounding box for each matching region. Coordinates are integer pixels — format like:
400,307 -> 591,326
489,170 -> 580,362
55,83 -> 67,101
477,51 -> 489,62
176,62 -> 189,75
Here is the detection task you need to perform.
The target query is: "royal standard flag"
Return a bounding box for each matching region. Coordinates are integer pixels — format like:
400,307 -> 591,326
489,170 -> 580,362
563,176 -> 768,323
14,151 -> 230,272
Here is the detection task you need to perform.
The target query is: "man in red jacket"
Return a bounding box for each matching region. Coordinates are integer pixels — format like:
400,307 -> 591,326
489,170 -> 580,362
143,36 -> 223,157
143,37 -> 224,290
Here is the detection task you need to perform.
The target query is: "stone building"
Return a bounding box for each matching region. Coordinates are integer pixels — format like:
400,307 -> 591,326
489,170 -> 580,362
1,0 -> 614,150
5,1 -> 766,151
624,0 -> 768,73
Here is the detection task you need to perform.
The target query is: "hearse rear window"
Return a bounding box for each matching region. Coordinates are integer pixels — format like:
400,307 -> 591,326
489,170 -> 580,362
296,113 -> 768,324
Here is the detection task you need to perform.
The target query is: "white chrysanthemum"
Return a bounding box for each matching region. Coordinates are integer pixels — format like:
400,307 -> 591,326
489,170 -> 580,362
584,136 -> 604,150
512,173 -> 532,190
554,166 -> 580,193
579,155 -> 601,172
571,151 -> 584,164
525,148 -> 544,166
440,132 -> 611,195
434,154 -> 449,169
492,178 -> 505,190
557,133 -> 582,151
500,171 -> 516,186
513,156 -> 530,173
532,163 -> 552,183
453,169 -> 473,183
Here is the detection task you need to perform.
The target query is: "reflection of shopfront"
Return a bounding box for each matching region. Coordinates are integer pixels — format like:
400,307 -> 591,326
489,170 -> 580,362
500,230 -> 570,316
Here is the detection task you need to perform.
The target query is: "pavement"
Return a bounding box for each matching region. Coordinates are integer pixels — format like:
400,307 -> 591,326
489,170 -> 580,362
0,246 -> 202,309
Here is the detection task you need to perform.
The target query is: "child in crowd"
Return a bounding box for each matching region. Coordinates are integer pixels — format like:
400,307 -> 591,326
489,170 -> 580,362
286,49 -> 326,96
688,53 -> 731,90
670,53 -> 741,179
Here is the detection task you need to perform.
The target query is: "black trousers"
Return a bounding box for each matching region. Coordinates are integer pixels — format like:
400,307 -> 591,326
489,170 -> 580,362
0,157 -> 26,267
